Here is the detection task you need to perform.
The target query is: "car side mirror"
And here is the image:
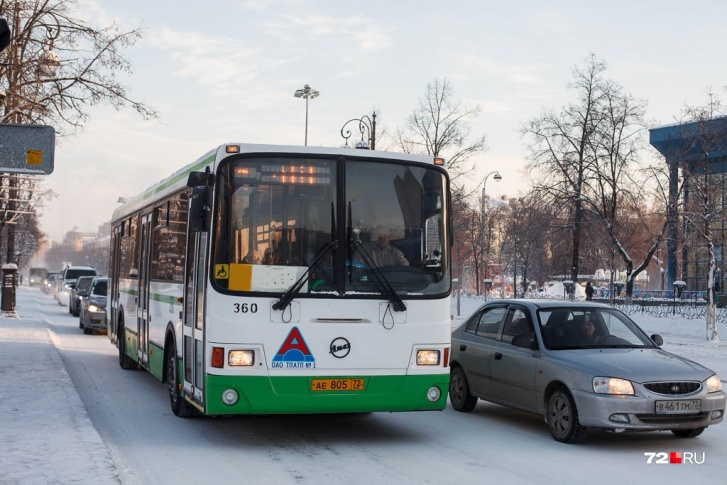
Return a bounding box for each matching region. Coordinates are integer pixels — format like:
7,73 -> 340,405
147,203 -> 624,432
651,334 -> 663,346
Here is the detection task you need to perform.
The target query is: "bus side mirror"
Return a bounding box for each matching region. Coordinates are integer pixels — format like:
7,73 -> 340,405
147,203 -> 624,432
189,186 -> 211,232
187,170 -> 214,188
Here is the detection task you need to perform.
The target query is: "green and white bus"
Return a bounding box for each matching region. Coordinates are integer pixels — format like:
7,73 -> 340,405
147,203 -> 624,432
108,143 -> 452,417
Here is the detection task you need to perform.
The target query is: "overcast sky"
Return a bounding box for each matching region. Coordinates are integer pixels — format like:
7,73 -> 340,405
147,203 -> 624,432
38,0 -> 727,242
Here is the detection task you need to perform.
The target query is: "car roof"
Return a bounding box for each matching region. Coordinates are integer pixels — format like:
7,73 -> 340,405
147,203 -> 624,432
479,299 -> 614,310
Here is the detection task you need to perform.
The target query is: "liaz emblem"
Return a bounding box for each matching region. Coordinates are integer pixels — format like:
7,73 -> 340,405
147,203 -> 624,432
272,327 -> 316,369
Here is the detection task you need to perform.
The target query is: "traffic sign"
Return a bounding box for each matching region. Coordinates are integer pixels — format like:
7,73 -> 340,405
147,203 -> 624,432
0,123 -> 55,175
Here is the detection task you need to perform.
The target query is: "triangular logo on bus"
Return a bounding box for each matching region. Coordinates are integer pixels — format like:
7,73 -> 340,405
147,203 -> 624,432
272,327 -> 316,368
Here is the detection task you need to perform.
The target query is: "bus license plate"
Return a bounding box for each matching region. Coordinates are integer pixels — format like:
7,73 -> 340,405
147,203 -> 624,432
655,400 -> 701,414
311,378 -> 365,392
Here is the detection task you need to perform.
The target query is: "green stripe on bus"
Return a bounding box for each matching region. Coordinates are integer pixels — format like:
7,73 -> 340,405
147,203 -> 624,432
118,287 -> 180,305
148,341 -> 165,380
112,153 -> 215,219
203,374 -> 449,415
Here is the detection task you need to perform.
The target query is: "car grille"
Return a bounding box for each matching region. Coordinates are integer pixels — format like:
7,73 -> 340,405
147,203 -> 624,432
636,412 -> 709,424
643,381 -> 701,395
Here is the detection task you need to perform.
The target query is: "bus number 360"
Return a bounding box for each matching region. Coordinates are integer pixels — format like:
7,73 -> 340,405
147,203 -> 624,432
234,303 -> 258,314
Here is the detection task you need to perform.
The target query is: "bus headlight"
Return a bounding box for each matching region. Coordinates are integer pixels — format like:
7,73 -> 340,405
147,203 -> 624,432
229,350 -> 254,366
417,349 -> 440,366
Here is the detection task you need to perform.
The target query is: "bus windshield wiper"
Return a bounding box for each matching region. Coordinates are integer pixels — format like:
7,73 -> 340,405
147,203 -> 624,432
346,202 -> 406,312
273,203 -> 337,312
350,239 -> 407,313
272,240 -> 337,312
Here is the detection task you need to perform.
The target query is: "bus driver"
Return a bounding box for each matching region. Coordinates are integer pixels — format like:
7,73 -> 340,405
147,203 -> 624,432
362,226 -> 409,267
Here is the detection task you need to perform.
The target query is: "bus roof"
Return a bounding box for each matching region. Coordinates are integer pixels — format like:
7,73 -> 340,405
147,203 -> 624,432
111,143 -> 442,223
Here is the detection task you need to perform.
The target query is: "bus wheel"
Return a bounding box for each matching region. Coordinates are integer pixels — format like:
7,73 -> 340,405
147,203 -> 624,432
118,319 -> 136,370
167,342 -> 196,418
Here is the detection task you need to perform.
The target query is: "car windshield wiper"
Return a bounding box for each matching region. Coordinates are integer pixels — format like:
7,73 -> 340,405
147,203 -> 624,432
347,203 -> 406,312
272,240 -> 337,312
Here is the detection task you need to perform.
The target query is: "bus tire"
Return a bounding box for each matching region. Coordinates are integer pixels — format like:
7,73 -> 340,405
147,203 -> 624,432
167,341 -> 196,418
118,318 -> 137,370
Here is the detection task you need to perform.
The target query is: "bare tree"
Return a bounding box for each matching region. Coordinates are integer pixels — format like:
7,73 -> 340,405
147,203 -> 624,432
583,77 -> 656,302
396,77 -> 487,196
677,91 -> 726,341
523,54 -> 607,296
0,0 -> 157,265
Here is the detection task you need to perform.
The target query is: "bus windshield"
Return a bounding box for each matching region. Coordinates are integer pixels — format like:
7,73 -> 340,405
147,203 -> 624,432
212,155 -> 449,297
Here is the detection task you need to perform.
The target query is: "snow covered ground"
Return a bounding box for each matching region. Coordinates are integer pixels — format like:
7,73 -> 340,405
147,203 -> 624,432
1,287 -> 725,484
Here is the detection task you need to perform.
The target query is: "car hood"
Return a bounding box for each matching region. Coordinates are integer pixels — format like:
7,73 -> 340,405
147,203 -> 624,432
553,348 -> 715,383
89,296 -> 107,308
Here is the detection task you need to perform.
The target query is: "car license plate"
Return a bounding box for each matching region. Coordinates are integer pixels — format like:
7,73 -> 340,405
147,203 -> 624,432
655,399 -> 701,414
311,378 -> 365,392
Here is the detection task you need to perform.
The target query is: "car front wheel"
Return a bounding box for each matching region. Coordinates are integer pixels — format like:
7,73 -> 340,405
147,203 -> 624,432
671,427 -> 705,438
547,389 -> 586,443
449,366 -> 478,412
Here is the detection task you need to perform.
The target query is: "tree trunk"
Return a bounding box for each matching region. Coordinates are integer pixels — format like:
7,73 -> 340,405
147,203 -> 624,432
570,198 -> 582,300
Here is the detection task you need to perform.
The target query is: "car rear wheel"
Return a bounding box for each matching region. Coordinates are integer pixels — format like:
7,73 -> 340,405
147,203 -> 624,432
547,389 -> 586,443
449,366 -> 478,412
671,427 -> 705,438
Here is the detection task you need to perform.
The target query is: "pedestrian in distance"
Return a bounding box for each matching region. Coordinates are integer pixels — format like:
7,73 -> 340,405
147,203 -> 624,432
585,281 -> 594,301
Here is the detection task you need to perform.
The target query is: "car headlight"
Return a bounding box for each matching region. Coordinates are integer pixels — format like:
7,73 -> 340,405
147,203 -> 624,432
706,374 -> 723,393
593,377 -> 635,395
88,304 -> 101,312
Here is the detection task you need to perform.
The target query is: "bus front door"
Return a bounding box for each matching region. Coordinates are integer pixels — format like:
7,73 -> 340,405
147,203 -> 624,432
137,212 -> 153,367
182,231 -> 207,408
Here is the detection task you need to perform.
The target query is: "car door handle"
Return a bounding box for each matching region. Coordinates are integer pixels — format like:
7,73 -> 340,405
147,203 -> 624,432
494,352 -> 503,360
460,344 -> 467,351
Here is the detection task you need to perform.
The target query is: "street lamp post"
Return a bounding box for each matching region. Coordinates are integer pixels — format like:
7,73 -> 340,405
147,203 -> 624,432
341,113 -> 376,149
294,84 -> 320,146
480,171 -> 502,295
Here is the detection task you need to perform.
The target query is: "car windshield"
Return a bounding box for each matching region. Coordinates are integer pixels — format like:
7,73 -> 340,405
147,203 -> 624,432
76,277 -> 94,292
91,279 -> 107,296
65,268 -> 97,280
537,307 -> 656,350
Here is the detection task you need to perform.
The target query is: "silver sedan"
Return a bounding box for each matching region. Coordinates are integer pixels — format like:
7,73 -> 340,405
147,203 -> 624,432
449,300 -> 725,443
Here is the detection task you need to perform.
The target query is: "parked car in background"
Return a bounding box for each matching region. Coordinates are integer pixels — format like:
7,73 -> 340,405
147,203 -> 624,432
69,276 -> 95,317
58,266 -> 99,307
449,299 -> 725,443
79,277 -> 108,335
